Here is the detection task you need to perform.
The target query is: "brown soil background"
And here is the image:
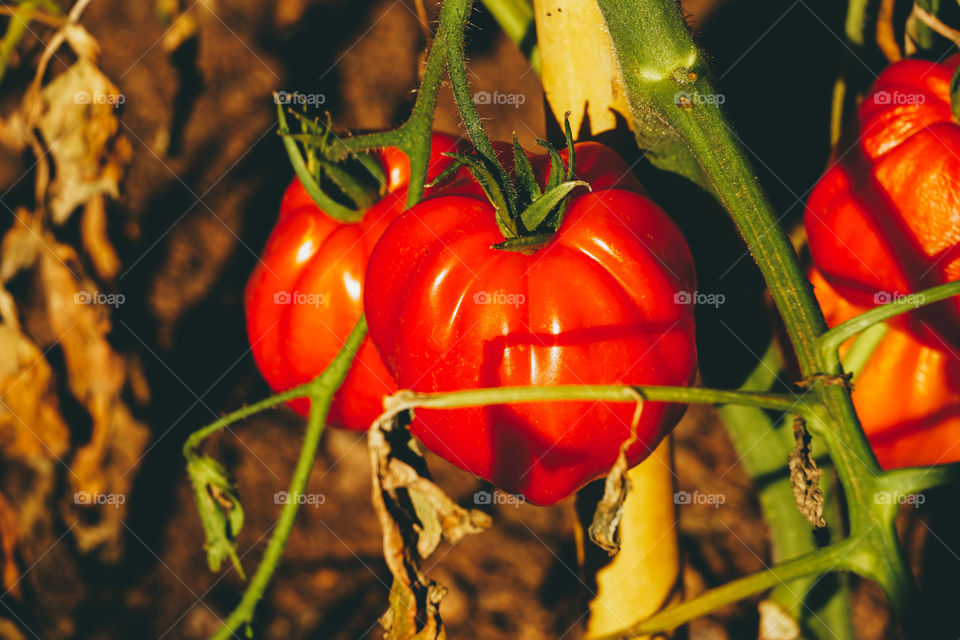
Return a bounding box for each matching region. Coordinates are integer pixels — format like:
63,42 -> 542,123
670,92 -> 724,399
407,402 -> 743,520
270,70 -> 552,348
1,1 -> 959,639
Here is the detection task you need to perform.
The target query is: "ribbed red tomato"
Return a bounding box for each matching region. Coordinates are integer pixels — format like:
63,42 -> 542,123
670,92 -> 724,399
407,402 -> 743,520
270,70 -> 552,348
245,133 -> 463,430
364,142 -> 697,504
806,56 -> 960,468
806,55 -> 960,350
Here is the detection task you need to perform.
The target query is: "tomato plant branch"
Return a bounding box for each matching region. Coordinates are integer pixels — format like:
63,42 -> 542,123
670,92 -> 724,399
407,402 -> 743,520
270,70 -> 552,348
440,0 -> 517,195
186,318 -> 367,640
328,14 -> 449,208
594,0 -> 929,633
818,279 -> 960,364
879,461 -> 960,495
591,539 -> 856,640
380,384 -> 806,416
183,385 -> 310,459
593,0 -> 884,518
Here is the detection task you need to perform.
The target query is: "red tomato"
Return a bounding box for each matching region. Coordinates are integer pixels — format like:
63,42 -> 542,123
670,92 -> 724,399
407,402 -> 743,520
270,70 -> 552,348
805,54 -> 960,350
364,142 -> 697,504
805,56 -> 960,468
245,133 -> 464,430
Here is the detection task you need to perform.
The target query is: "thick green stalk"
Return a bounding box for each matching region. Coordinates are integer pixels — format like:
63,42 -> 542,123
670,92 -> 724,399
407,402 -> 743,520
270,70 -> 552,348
594,0 -> 922,633
593,0 -> 882,518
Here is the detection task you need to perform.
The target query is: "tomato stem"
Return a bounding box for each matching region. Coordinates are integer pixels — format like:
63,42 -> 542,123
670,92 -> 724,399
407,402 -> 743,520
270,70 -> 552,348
595,0 -> 935,635
380,384 -> 806,418
589,539 -> 857,639
187,318 -> 368,640
327,9 -> 449,209
819,279 -> 960,364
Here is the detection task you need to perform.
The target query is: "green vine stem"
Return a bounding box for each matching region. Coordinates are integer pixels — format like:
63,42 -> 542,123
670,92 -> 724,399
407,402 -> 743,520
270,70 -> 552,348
381,384 -> 803,416
591,540 -> 856,640
439,0 -> 516,198
188,318 -> 368,640
880,461 -> 960,495
591,0 -> 929,634
819,279 -> 960,364
183,385 -> 311,459
327,11 -> 450,209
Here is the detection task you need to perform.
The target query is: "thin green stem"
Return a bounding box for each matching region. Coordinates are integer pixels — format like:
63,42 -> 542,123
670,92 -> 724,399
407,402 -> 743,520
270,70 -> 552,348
819,279 -> 960,364
0,2 -> 35,85
845,0 -> 872,46
204,318 -> 367,640
880,462 -> 960,495
385,384 -> 804,415
591,540 -> 855,640
330,14 -> 448,208
841,323 -> 888,382
183,384 -> 309,459
439,0 -> 516,202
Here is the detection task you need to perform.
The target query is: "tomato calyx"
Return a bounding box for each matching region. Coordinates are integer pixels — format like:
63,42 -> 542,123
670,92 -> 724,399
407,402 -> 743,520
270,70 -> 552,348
430,114 -> 590,252
276,102 -> 386,223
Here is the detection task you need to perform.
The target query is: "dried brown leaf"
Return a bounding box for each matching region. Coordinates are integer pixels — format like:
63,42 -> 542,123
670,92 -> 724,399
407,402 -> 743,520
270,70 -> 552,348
788,416 -> 826,529
369,413 -> 489,640
38,59 -> 130,225
589,393 -> 644,555
36,245 -> 149,554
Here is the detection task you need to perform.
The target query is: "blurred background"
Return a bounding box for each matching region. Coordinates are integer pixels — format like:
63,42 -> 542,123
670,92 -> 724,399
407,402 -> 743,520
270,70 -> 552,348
0,0 -> 957,638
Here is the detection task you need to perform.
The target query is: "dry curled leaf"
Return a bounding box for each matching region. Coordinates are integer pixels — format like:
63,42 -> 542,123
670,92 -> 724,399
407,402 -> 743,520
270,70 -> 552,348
38,58 -> 131,226
369,412 -> 490,640
788,415 -> 826,529
36,241 -> 149,555
588,394 -> 644,555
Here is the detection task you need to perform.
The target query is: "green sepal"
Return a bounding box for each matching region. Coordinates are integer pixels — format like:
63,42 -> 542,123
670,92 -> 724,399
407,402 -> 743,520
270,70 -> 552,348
491,232 -> 554,253
277,102 -> 365,223
519,180 -> 590,232
563,111 -> 576,181
536,138 -> 565,192
512,133 -> 541,205
187,454 -> 246,580
951,63 -> 960,124
314,156 -> 381,210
